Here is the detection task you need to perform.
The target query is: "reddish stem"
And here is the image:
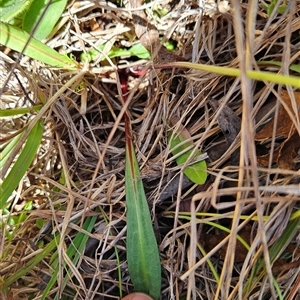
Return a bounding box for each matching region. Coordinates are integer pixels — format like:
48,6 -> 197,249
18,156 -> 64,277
119,66 -> 146,146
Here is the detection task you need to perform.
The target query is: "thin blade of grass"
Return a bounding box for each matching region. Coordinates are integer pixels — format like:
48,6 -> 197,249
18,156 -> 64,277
0,235 -> 59,289
0,119 -> 43,209
257,61 -> 300,73
41,216 -> 97,300
125,139 -> 161,300
0,105 -> 42,117
0,21 -> 76,67
243,216 -> 300,297
0,133 -> 21,169
160,62 -> 300,88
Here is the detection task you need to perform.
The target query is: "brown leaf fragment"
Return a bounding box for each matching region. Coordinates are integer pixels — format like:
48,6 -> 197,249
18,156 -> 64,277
200,224 -> 252,262
277,129 -> 300,169
257,147 -> 280,167
255,90 -> 300,169
255,90 -> 300,141
131,13 -> 159,51
208,99 -> 241,145
90,18 -> 100,31
207,141 -> 229,161
272,258 -> 300,276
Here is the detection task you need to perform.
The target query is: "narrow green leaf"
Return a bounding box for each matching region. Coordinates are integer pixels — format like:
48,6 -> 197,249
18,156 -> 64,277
0,119 -> 44,209
257,60 -> 300,73
125,140 -> 161,300
0,21 -> 76,67
42,216 -> 97,300
23,0 -> 68,41
243,216 -> 300,297
168,125 -> 207,185
0,235 -> 59,289
166,62 -> 300,88
0,133 -> 21,169
0,105 -> 42,117
0,0 -> 34,23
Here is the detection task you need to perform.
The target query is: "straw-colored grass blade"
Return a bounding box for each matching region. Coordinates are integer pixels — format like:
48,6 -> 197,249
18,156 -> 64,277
0,236 -> 58,289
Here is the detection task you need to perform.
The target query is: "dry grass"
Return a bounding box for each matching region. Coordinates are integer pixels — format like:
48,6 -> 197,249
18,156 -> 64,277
1,0 -> 300,299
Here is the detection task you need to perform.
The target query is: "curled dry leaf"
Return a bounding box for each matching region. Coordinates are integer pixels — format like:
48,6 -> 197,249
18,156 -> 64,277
255,90 -> 300,169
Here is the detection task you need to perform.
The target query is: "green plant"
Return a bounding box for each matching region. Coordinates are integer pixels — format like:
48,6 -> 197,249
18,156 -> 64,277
0,0 -> 75,67
168,119 -> 207,185
0,120 -> 44,209
260,0 -> 288,16
156,61 -> 300,88
243,216 -> 300,298
81,42 -> 150,62
121,69 -> 161,300
41,216 -> 98,300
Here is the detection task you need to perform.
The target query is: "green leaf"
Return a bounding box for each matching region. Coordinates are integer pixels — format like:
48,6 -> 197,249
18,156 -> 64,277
42,216 -> 97,300
0,119 -> 44,209
125,139 -> 161,300
168,123 -> 207,185
0,0 -> 34,23
129,43 -> 150,59
80,42 -> 150,62
23,0 -> 68,41
0,104 -> 42,117
0,233 -> 59,289
243,216 -> 300,297
0,21 -> 76,67
257,60 -> 300,73
0,133 -> 21,169
164,62 -> 300,88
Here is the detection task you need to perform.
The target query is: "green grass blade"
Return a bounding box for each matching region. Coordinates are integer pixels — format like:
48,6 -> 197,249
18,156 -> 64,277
125,139 -> 161,300
243,216 -> 300,297
0,119 -> 43,209
41,216 -> 97,300
168,131 -> 207,185
0,133 -> 21,169
0,235 -> 59,289
23,0 -> 68,41
257,61 -> 300,73
0,105 -> 42,117
0,21 -> 76,67
167,62 -> 300,88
